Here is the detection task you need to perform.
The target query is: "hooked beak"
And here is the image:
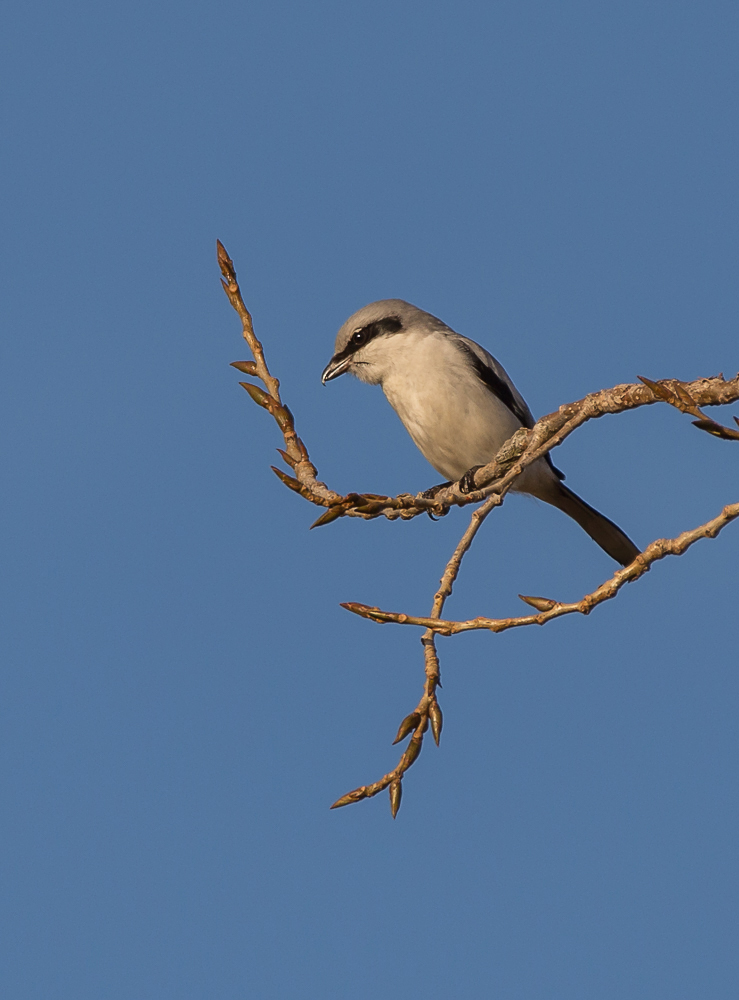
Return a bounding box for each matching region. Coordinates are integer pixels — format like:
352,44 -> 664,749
321,355 -> 352,384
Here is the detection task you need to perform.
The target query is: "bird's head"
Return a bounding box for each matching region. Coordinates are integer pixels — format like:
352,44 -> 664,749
321,299 -> 433,386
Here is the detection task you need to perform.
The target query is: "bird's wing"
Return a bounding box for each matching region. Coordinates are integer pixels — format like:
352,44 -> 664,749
455,336 -> 536,429
455,335 -> 565,480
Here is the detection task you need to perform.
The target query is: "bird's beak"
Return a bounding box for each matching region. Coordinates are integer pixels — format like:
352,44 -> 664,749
321,355 -> 352,384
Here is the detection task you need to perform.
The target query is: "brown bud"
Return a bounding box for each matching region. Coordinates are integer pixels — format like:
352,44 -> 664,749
692,418 -> 739,440
674,382 -> 698,410
392,712 -> 421,745
351,503 -> 380,515
271,466 -> 301,492
518,594 -> 557,612
638,375 -> 668,399
310,505 -> 346,528
389,779 -> 402,818
230,360 -> 258,376
274,405 -> 293,431
692,418 -> 720,435
402,736 -> 422,768
275,448 -> 297,469
339,604 -> 386,624
216,240 -> 235,279
240,381 -> 270,407
429,701 -> 443,746
330,786 -> 368,809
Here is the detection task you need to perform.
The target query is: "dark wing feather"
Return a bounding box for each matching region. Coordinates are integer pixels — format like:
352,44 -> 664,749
457,340 -> 565,480
457,342 -> 535,428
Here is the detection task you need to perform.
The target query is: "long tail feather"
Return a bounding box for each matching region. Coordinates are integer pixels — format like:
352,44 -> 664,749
542,482 -> 640,566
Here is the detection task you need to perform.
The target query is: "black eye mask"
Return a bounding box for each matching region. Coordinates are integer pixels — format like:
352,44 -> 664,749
337,315 -> 403,362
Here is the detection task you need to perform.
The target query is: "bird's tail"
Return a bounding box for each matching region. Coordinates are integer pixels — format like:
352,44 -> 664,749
540,481 -> 640,566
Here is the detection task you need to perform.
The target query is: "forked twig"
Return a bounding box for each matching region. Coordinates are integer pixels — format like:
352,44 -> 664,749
342,502 -> 739,635
330,493 -> 500,814
217,242 -> 739,816
639,376 -> 739,441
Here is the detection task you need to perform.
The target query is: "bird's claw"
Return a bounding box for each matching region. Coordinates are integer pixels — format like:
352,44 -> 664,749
459,465 -> 483,494
421,481 -> 452,500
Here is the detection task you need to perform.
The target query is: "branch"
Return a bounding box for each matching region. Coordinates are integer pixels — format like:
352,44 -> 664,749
217,240 -> 340,508
342,502 -> 739,635
328,501 -> 737,810
639,376 -> 739,441
363,371 -> 739,522
218,242 -> 739,817
330,494 -> 500,814
219,241 -> 739,525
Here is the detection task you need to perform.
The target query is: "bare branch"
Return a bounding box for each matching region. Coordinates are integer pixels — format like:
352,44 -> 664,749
217,240 -> 340,507
330,494 -> 502,812
219,241 -> 739,525
218,243 -> 738,816
342,502 -> 739,635
348,373 -> 739,523
638,375 -> 739,440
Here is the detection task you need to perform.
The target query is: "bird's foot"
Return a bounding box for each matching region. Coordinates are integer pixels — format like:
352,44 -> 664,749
459,465 -> 484,494
421,481 -> 452,500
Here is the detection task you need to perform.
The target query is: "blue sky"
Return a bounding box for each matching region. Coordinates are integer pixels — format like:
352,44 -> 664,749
2,2 -> 738,997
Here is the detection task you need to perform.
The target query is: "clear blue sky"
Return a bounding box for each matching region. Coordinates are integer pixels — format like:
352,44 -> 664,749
2,2 -> 738,997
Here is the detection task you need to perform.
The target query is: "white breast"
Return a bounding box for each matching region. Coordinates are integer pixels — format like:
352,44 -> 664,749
375,331 -> 524,481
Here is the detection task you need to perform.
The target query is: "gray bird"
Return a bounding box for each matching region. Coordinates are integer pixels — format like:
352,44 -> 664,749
321,299 -> 639,565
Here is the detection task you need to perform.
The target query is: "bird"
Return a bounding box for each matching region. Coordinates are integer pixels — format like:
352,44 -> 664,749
321,299 -> 639,566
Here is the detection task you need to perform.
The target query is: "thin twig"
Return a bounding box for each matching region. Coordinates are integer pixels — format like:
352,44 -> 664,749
217,240 -> 340,506
639,376 -> 739,441
334,500 -> 738,810
342,502 -> 739,635
330,494 -> 501,814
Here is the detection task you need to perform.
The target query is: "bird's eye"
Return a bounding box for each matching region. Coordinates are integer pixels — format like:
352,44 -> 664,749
352,329 -> 367,346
